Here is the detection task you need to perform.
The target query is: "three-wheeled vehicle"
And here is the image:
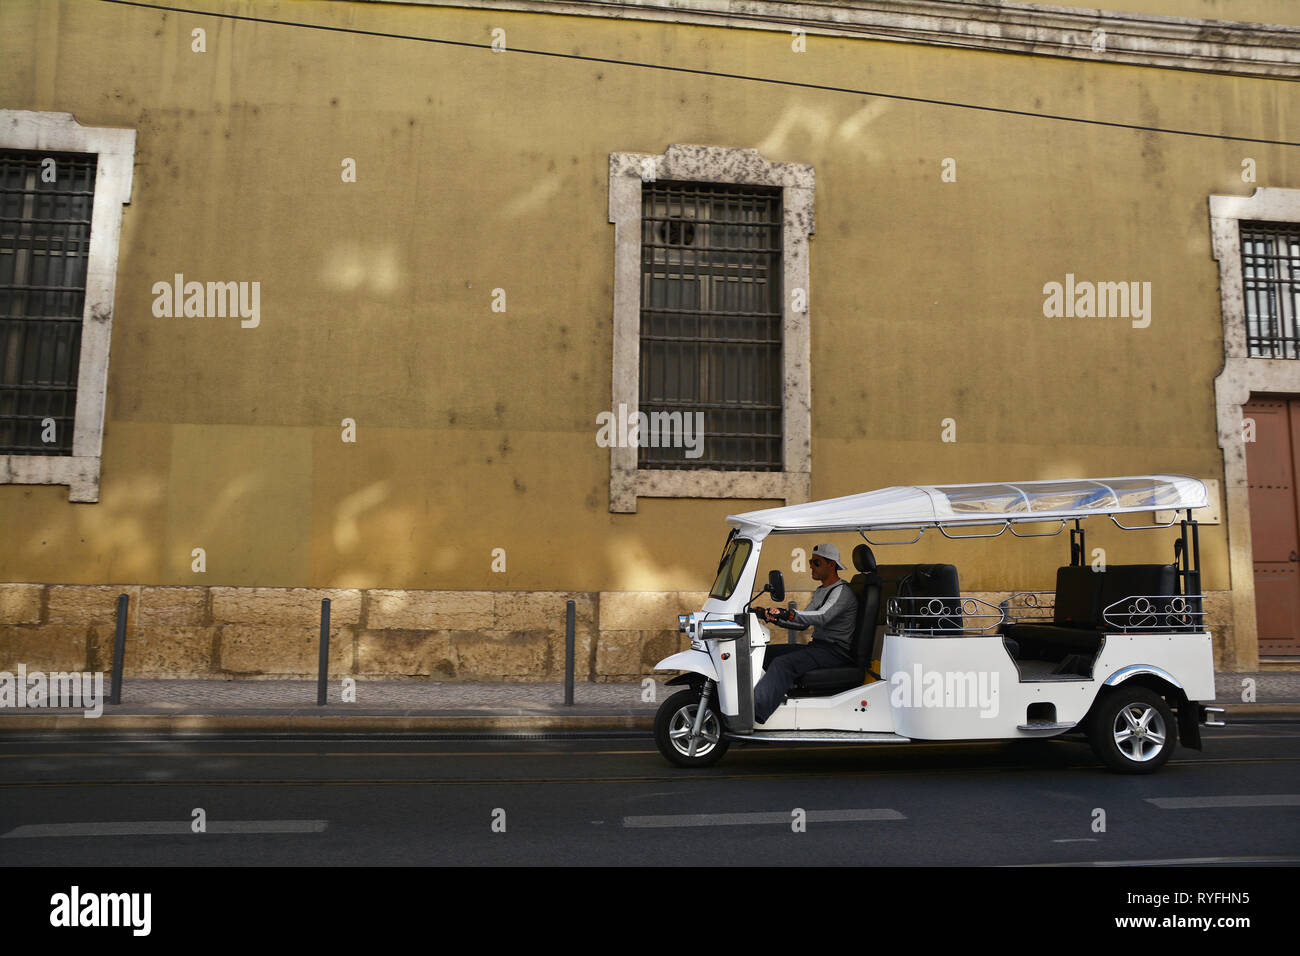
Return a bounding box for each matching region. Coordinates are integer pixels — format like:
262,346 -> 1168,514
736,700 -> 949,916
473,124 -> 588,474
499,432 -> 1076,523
653,475 -> 1225,774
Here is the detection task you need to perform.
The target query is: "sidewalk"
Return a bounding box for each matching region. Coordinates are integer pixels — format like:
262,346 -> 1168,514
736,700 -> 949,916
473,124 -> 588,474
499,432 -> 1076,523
0,673 -> 1297,734
0,679 -> 664,733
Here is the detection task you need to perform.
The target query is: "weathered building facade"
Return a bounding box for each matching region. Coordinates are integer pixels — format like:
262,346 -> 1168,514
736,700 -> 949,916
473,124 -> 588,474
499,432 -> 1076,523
1,0 -> 1298,680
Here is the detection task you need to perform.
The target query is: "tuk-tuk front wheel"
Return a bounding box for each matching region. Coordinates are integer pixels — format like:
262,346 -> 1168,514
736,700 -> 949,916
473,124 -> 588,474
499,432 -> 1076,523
1086,686 -> 1176,774
655,688 -> 729,768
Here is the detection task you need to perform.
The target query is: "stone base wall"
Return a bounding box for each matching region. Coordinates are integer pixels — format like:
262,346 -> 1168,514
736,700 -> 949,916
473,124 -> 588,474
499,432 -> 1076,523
0,584 -> 1243,680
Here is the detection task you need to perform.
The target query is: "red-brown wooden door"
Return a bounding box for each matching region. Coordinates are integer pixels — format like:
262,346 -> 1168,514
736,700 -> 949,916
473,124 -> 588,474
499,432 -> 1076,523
1245,397 -> 1300,655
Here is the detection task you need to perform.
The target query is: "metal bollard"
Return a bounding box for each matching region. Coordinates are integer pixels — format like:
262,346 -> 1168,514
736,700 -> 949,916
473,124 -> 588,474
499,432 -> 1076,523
316,598 -> 331,706
564,599 -> 575,706
109,593 -> 129,705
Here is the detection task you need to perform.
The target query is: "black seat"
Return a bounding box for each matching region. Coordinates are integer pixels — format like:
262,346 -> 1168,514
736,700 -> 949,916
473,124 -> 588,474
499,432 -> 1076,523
1002,566 -> 1105,660
789,544 -> 882,696
1002,564 -> 1179,663
896,564 -> 963,631
1099,564 -> 1179,628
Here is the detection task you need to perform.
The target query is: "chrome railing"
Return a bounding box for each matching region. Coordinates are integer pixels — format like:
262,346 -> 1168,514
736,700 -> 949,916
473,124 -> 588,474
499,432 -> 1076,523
886,596 -> 1005,635
1001,590 -> 1056,624
885,591 -> 1207,634
1101,594 -> 1207,632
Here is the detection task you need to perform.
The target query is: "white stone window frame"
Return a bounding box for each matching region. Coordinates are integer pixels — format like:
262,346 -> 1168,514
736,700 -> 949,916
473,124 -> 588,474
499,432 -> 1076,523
0,110 -> 136,503
1209,187 -> 1300,669
607,145 -> 814,513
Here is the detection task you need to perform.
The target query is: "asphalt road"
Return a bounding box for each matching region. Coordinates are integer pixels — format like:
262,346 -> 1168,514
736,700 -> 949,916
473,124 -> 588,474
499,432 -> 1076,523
1,723 -> 1297,867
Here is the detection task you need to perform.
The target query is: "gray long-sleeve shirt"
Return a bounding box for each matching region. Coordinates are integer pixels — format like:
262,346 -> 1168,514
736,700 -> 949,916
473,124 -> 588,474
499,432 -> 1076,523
773,580 -> 858,654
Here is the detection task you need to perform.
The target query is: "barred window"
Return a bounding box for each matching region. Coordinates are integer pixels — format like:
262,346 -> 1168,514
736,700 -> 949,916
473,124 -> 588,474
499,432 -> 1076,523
0,149 -> 96,454
639,181 -> 783,470
1240,221 -> 1299,360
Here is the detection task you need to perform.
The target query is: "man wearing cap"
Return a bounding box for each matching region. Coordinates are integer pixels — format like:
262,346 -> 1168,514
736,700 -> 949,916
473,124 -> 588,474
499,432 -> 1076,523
752,543 -> 858,725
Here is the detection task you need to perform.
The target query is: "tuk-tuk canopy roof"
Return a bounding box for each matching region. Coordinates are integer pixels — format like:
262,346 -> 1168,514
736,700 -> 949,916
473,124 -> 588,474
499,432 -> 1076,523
726,475 -> 1208,539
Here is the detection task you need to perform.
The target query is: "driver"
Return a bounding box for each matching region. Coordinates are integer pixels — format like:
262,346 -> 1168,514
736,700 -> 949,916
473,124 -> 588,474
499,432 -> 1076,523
753,543 -> 858,725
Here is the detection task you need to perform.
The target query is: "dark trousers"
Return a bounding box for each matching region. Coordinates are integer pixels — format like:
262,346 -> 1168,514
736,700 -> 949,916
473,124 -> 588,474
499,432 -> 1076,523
754,641 -> 853,724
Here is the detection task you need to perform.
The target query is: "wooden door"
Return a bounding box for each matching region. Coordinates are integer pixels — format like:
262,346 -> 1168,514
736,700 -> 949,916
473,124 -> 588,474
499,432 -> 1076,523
1244,398 -> 1300,655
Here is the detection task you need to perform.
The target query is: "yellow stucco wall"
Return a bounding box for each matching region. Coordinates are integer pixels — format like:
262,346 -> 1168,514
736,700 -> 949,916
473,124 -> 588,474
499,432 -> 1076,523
1,0 -> 1296,596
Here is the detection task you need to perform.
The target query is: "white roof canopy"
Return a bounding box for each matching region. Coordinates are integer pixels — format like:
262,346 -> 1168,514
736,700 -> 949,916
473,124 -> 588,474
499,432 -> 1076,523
727,475 -> 1208,539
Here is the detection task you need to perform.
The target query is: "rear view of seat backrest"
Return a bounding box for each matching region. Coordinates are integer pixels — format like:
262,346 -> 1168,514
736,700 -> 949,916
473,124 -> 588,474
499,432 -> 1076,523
900,564 -> 963,631
871,564 -> 916,661
874,565 -> 917,627
1097,564 -> 1178,630
1053,566 -> 1103,628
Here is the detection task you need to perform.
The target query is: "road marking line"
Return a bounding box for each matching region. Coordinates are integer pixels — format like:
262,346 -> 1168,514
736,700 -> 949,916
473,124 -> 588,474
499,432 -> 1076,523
2,757 -> 1294,790
1013,855 -> 1300,867
1145,794 -> 1300,809
623,808 -> 904,828
2,820 -> 328,838
1051,838 -> 1098,843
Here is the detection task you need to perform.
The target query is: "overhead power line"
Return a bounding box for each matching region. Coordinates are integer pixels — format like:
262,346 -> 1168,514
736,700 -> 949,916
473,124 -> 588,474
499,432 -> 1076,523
95,0 -> 1300,147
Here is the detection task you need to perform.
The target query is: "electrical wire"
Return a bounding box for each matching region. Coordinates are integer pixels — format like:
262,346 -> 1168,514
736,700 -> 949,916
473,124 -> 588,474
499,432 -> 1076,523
93,0 -> 1300,147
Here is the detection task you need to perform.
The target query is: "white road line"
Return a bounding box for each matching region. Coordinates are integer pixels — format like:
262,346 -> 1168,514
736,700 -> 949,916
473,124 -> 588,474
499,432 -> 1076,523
1015,856 -> 1300,867
623,809 -> 904,828
1145,794 -> 1300,809
2,820 -> 328,838
1051,838 -> 1098,843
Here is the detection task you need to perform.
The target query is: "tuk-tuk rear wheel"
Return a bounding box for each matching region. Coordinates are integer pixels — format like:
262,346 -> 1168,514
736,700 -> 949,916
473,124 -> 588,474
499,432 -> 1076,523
654,688 -> 729,768
1085,685 -> 1176,774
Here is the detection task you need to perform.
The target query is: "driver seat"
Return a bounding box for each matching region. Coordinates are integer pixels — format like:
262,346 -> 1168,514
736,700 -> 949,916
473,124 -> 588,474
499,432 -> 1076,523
788,544 -> 882,696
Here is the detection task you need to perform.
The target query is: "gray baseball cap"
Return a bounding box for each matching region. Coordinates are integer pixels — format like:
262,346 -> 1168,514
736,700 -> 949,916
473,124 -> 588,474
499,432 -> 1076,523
811,543 -> 845,570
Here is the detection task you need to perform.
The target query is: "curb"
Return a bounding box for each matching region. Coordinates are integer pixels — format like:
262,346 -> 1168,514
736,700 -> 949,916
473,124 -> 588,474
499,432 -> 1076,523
1218,704 -> 1300,717
0,714 -> 657,733
0,705 -> 1296,734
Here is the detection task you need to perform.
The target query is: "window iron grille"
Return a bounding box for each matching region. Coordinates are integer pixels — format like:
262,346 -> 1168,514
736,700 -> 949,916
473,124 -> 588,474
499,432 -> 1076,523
0,149 -> 96,455
1240,221 -> 1300,360
639,180 -> 783,470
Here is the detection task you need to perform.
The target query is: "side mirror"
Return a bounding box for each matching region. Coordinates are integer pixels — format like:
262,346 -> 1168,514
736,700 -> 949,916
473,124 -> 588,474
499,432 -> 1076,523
768,569 -> 785,604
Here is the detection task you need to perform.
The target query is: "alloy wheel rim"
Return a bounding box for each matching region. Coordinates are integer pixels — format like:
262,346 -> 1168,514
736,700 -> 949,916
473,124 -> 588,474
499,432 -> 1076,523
667,703 -> 720,758
1112,701 -> 1166,762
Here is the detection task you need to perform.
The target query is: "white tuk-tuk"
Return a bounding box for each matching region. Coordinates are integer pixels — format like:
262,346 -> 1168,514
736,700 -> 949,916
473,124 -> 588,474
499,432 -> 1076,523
653,475 -> 1225,774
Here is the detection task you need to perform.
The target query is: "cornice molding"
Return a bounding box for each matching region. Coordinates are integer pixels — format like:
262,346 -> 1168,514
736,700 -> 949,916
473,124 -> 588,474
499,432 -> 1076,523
373,0 -> 1300,78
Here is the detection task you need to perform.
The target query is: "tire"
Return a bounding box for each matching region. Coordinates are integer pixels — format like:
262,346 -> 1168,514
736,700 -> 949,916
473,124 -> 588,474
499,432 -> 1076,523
1086,685 -> 1176,774
654,687 -> 730,768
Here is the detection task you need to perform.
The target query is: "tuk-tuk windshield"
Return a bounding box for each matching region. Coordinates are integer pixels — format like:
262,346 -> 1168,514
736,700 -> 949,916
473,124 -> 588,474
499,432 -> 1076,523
709,537 -> 753,600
